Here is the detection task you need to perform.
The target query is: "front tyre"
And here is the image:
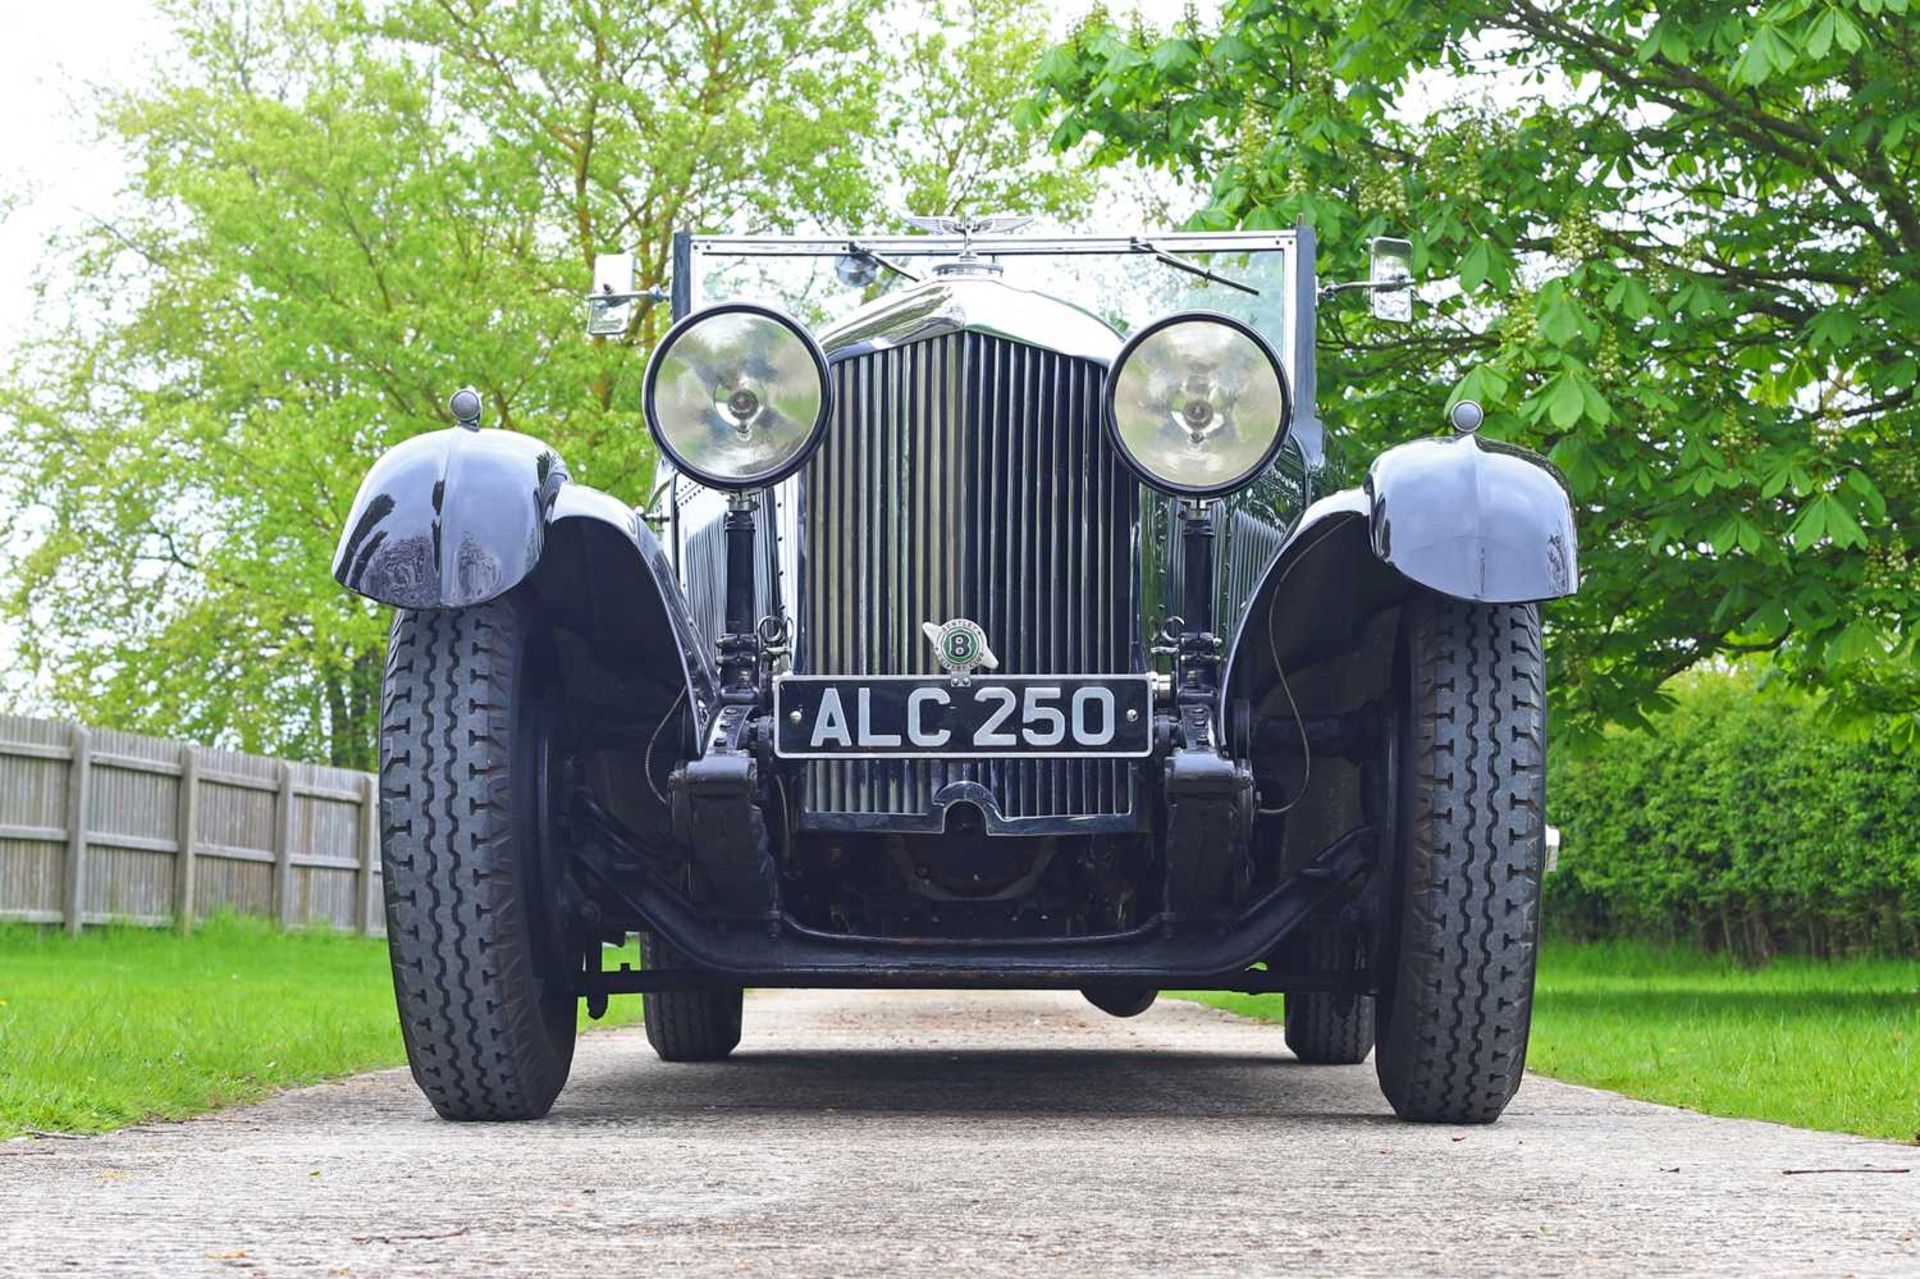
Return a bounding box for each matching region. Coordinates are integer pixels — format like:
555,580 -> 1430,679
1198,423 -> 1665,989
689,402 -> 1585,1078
380,596 -> 577,1121
1374,593 -> 1546,1124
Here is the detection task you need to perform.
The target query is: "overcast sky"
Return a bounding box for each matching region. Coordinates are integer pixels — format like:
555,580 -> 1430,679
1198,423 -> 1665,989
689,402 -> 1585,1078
0,3 -> 173,352
0,3 -> 171,692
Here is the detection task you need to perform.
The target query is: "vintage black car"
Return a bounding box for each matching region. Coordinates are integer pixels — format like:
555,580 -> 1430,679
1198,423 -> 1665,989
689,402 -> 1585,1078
334,221 -> 1578,1125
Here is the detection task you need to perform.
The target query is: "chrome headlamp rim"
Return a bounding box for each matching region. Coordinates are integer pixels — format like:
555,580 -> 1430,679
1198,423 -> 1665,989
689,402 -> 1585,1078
642,300 -> 832,490
1102,309 -> 1294,499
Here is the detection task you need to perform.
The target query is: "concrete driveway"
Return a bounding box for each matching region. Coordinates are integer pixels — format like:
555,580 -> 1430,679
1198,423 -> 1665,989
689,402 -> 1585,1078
2,989 -> 1914,1276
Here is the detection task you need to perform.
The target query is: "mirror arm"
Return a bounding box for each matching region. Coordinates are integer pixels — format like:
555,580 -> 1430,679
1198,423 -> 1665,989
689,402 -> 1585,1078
1317,278 -> 1413,303
640,475 -> 675,529
583,284 -> 670,306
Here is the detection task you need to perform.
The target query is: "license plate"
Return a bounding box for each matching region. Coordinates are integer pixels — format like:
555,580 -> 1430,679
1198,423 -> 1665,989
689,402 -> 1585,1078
773,675 -> 1154,760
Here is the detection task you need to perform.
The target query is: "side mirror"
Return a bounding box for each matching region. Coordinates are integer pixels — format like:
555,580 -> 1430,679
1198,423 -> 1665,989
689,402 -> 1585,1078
586,251 -> 639,337
1368,236 -> 1414,323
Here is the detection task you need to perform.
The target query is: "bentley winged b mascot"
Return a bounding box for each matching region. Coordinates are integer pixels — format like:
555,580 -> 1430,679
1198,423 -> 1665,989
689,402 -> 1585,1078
334,221 -> 1578,1124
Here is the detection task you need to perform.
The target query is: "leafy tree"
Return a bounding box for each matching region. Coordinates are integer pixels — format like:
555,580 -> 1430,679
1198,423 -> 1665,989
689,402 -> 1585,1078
1032,0 -> 1920,744
878,0 -> 1099,221
0,0 -> 1088,766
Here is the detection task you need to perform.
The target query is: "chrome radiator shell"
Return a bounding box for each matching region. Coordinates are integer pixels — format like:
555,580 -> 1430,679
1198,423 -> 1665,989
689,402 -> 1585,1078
795,331 -> 1143,832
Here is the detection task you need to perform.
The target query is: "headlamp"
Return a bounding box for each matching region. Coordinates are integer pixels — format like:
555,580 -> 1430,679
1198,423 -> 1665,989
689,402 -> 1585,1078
1104,312 -> 1291,497
644,302 -> 831,489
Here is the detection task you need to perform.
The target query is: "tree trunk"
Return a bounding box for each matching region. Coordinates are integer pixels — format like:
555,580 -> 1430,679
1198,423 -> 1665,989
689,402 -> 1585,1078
326,648 -> 382,771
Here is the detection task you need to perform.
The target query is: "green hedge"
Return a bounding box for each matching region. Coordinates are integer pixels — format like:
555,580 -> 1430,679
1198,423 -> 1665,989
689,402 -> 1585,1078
1546,672 -> 1920,961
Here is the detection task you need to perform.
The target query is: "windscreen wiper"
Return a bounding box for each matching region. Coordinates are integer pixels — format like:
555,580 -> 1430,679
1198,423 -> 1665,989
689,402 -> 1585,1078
844,241 -> 923,284
1129,237 -> 1260,296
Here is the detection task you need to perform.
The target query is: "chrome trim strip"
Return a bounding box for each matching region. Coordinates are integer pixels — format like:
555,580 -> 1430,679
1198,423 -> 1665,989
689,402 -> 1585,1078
689,231 -> 1297,257
795,808 -> 1143,837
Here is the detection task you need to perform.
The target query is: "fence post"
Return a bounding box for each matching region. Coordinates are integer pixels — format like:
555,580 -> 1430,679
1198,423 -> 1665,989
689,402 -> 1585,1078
357,772 -> 381,937
63,724 -> 92,936
175,744 -> 201,934
274,760 -> 297,930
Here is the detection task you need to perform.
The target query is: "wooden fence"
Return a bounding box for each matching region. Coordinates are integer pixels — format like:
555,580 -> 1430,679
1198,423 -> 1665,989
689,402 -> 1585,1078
0,713 -> 381,935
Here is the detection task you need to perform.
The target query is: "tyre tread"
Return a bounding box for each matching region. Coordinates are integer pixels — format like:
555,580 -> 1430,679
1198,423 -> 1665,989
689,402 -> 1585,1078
1284,927 -> 1376,1065
641,933 -> 744,1063
381,600 -> 574,1121
1376,595 -> 1544,1123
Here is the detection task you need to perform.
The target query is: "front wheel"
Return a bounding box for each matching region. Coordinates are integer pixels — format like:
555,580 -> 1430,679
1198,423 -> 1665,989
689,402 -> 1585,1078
380,595 -> 578,1120
1373,593 -> 1546,1124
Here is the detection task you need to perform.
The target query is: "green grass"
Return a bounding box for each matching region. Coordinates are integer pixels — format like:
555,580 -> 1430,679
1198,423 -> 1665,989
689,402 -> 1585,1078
8,924 -> 1914,1142
0,916 -> 640,1139
1180,940 -> 1920,1141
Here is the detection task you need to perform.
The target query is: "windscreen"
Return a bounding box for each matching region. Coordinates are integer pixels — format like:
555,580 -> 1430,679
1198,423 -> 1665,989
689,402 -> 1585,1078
684,235 -> 1295,365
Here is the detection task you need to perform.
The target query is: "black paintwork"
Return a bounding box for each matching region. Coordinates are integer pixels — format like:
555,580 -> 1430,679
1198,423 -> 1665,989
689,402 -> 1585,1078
546,482 -> 719,738
571,816 -> 1378,988
1218,430 -> 1575,746
333,426 -> 565,610
1366,431 -> 1579,603
332,422 -> 716,738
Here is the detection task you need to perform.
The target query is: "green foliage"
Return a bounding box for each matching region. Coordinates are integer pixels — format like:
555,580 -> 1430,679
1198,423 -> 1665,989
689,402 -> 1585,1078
1547,671 -> 1920,960
0,0 -> 1088,766
884,0 -> 1099,221
1033,0 -> 1920,742
1181,941 -> 1920,1140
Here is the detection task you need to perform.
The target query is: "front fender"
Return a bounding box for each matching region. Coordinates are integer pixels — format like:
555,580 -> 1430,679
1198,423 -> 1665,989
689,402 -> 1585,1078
333,426 -> 716,738
545,482 -> 718,740
333,426 -> 566,609
1221,432 -> 1578,732
1367,432 -> 1579,604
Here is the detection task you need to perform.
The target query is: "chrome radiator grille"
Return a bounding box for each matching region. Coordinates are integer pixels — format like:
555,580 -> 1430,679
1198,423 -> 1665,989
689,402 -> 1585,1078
798,332 -> 1140,826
